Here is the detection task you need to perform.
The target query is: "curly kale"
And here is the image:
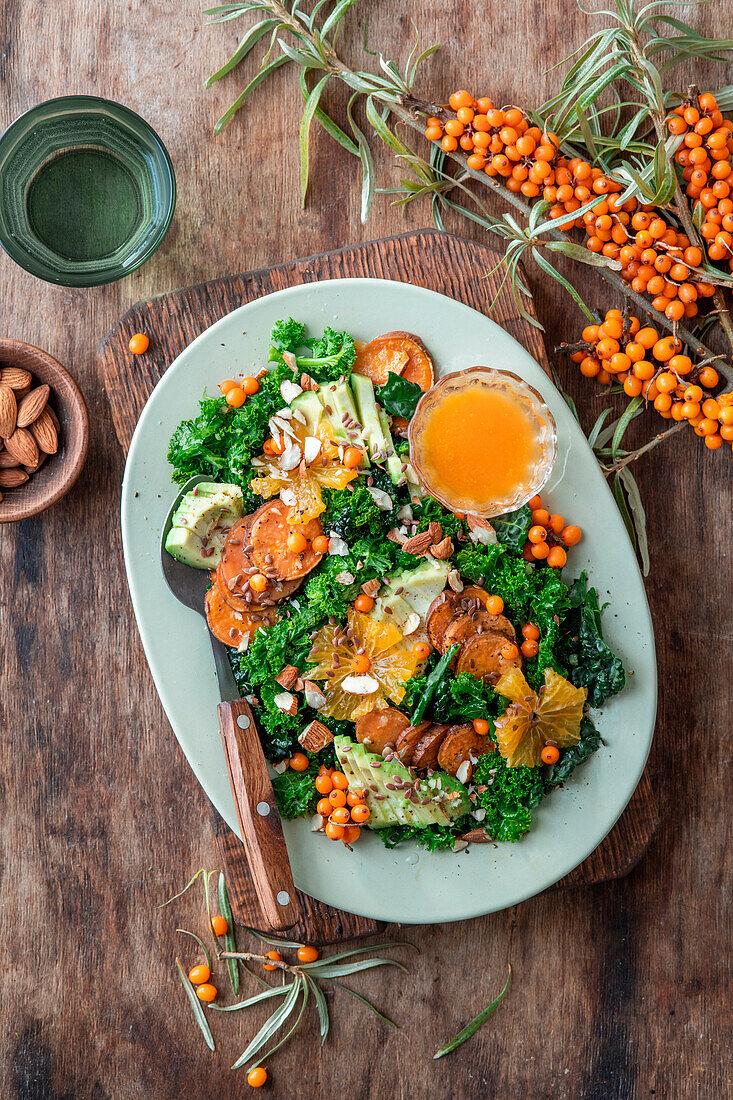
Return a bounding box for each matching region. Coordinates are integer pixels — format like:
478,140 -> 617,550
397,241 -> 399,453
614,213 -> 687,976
269,324 -> 356,380
410,496 -> 464,538
473,755 -> 545,842
375,815 -> 474,851
269,318 -> 310,354
556,573 -> 626,707
272,764 -> 319,819
322,484 -> 389,541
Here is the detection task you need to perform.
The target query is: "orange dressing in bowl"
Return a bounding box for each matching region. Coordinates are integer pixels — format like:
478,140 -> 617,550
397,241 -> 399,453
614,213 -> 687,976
420,386 -> 541,505
408,367 -> 556,516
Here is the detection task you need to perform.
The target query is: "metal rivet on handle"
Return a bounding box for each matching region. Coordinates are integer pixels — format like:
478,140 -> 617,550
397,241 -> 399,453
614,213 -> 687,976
256,802 -> 270,817
277,891 -> 291,906
237,714 -> 251,729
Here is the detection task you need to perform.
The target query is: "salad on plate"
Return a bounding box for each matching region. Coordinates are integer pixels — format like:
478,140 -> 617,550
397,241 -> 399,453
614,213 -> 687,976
165,318 -> 626,854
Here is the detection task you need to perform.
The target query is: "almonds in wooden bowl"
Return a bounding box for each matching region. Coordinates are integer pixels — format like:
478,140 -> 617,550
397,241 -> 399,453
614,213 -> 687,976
0,340 -> 88,521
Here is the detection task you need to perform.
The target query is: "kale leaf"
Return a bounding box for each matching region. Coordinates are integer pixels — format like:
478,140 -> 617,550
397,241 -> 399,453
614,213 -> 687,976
409,645 -> 460,724
269,318 -> 310,354
375,374 -> 423,419
429,672 -> 500,724
473,754 -> 545,842
374,815 -> 474,852
492,505 -> 532,553
272,764 -> 319,819
542,716 -> 602,790
267,321 -> 355,382
557,572 -> 626,707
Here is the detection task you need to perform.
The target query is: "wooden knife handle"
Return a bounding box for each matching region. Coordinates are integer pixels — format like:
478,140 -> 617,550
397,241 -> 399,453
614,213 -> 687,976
218,698 -> 300,930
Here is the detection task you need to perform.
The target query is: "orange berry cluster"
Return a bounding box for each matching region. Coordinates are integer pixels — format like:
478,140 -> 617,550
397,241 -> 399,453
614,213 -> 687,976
668,92 -> 733,270
314,766 -> 370,845
520,493 -> 582,568
567,308 -> 732,451
425,91 -> 719,325
219,374 -> 260,408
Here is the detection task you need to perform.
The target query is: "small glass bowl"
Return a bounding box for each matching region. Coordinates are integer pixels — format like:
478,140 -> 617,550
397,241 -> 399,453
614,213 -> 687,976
0,96 -> 175,286
408,366 -> 557,518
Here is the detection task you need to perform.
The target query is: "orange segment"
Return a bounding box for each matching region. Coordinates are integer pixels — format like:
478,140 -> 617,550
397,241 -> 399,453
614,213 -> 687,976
493,667 -> 586,767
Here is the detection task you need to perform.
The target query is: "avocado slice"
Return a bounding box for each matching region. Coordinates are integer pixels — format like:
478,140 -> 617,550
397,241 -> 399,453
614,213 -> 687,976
319,380 -> 368,465
351,374 -> 390,461
164,482 -> 244,569
290,390 -> 324,435
381,560 -> 451,621
334,735 -> 470,829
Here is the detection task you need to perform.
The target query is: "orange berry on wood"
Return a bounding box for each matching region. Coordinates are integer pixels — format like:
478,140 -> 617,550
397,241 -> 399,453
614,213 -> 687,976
129,332 -> 149,355
297,945 -> 319,963
247,1067 -> 268,1088
188,965 -> 211,985
262,950 -> 283,971
211,914 -> 228,936
196,983 -> 218,1002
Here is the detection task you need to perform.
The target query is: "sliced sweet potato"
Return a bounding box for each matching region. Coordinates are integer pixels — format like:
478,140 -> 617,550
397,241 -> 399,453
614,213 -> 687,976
437,724 -> 491,777
443,610 -> 516,651
249,500 -> 325,581
411,724 -> 451,770
426,591 -> 460,652
395,721 -> 434,764
218,515 -> 256,594
456,631 -> 523,685
354,331 -> 434,391
216,559 -> 301,610
355,707 -> 410,754
205,582 -> 275,648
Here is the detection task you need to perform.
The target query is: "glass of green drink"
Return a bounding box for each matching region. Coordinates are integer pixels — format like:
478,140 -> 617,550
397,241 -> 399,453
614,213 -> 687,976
0,96 -> 176,287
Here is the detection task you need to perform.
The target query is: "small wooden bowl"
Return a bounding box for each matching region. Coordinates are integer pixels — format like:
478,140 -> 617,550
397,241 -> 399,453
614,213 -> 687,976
0,339 -> 89,522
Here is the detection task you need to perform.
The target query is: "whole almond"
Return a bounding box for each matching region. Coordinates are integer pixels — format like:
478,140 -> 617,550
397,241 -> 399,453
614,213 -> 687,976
24,451 -> 48,475
0,384 -> 17,437
30,409 -> 58,455
0,450 -> 21,468
0,467 -> 29,488
5,427 -> 38,466
0,367 -> 32,392
17,384 -> 50,428
46,404 -> 61,434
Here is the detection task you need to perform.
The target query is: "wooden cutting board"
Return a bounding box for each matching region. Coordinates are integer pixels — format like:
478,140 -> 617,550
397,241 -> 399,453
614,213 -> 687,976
100,229 -> 659,944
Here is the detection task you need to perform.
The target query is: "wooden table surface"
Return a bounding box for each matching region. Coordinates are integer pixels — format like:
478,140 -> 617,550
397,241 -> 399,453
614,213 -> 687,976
0,3 -> 729,1098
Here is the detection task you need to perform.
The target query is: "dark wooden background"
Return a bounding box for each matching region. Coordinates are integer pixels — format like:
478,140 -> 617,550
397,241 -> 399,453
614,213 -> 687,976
0,3 -> 729,1098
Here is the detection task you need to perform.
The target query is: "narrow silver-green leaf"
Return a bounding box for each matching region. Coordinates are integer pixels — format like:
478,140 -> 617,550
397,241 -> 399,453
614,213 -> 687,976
588,408 -> 613,449
306,976 -> 330,1043
255,979 -> 309,1066
321,0 -> 362,39
305,958 -> 408,980
298,941 -> 417,969
206,20 -> 277,86
214,55 -> 290,134
231,977 -> 302,1070
612,472 -> 638,551
433,967 -> 511,1059
217,872 -> 239,996
177,928 -> 212,972
618,467 -> 650,575
244,927 -> 304,950
209,985 -> 290,1012
176,957 -> 215,1052
300,73 -> 330,207
611,396 -> 644,457
333,981 -> 398,1026
347,95 -> 375,223
159,868 -> 205,908
531,248 -> 596,321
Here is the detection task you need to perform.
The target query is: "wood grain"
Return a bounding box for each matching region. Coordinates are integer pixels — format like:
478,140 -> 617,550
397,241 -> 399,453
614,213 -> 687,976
0,2 -> 729,1098
100,229 -> 658,934
218,697 -> 300,930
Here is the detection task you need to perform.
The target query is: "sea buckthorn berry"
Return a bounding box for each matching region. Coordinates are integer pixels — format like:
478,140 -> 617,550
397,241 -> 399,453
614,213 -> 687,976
250,573 -> 269,593
624,376 -> 643,397
325,821 -> 345,841
312,535 -> 330,554
682,401 -> 701,419
486,595 -> 504,614
188,965 -> 211,985
547,545 -> 567,569
346,788 -> 365,806
226,387 -> 246,408
683,384 -> 703,403
413,641 -> 431,659
521,639 -> 540,658
531,508 -> 550,526
297,945 -> 320,963
196,983 -> 218,1002
425,125 -> 443,142
330,807 -> 351,825
331,771 -> 349,790
502,643 -> 520,660
218,379 -> 238,394
354,593 -> 374,613
287,531 -> 308,553
530,541 -> 550,560
704,433 -> 723,449
561,525 -> 582,546
351,804 -> 370,823
352,654 -> 371,673
699,418 -> 719,436
473,718 -> 490,735
289,753 -> 310,772
328,790 -> 347,809
541,745 -> 561,765
211,914 -> 228,937
528,525 -> 548,544
247,1067 -> 268,1088
528,494 -> 543,509
656,371 -> 677,393
262,950 -> 283,971
342,825 -> 362,844
652,336 -> 682,362
636,326 -> 659,349
315,773 -> 333,795
343,446 -> 363,468
239,376 -> 259,396
129,332 -> 149,355
316,797 -> 332,817
521,623 -> 540,640
441,135 -> 458,152
698,366 -> 719,388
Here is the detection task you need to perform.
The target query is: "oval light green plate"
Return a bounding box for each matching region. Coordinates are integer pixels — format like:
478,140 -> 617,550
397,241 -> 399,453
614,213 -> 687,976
121,278 -> 657,925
